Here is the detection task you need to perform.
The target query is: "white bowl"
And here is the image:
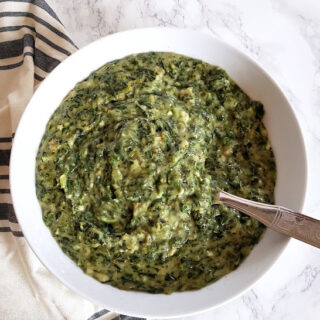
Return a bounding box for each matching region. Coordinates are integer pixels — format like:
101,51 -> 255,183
10,28 -> 307,318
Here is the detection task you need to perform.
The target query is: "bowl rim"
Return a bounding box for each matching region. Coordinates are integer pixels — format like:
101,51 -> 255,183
10,27 -> 308,318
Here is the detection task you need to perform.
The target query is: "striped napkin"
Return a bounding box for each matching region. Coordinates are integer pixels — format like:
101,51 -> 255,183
0,1 -> 144,319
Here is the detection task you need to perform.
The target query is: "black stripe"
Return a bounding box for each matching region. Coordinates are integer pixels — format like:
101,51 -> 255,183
0,150 -> 10,166
87,310 -> 109,320
34,73 -> 44,81
34,47 -> 60,73
0,227 -> 23,237
0,204 -> 18,223
0,12 -> 76,47
0,189 -> 10,194
0,51 -> 33,70
0,0 -> 62,23
0,33 -> 34,59
0,24 -> 35,33
0,137 -> 12,142
0,175 -> 9,179
0,25 -> 71,56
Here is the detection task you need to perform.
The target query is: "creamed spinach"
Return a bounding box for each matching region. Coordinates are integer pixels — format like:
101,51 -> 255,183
36,52 -> 276,294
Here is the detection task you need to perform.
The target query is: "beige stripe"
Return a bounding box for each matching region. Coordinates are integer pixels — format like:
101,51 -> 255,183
0,180 -> 9,189
34,78 -> 41,88
0,220 -> 22,231
8,221 -> 22,231
0,16 -> 76,54
0,220 -> 10,227
0,142 -> 12,149
0,193 -> 12,203
0,231 -> 23,239
0,166 -> 9,175
0,106 -> 12,137
35,65 -> 49,79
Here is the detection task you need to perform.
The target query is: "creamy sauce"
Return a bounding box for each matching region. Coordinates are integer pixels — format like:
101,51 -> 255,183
36,52 -> 276,294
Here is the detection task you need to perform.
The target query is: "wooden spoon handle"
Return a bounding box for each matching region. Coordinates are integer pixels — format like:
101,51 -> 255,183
219,191 -> 320,248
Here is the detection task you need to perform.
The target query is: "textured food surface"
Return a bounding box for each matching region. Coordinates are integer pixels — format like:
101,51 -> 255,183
36,52 -> 276,294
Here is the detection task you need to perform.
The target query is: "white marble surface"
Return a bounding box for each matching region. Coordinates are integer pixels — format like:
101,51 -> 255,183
47,0 -> 320,319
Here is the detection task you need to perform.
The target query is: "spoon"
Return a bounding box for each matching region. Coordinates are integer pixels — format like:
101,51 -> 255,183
219,190 -> 320,248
